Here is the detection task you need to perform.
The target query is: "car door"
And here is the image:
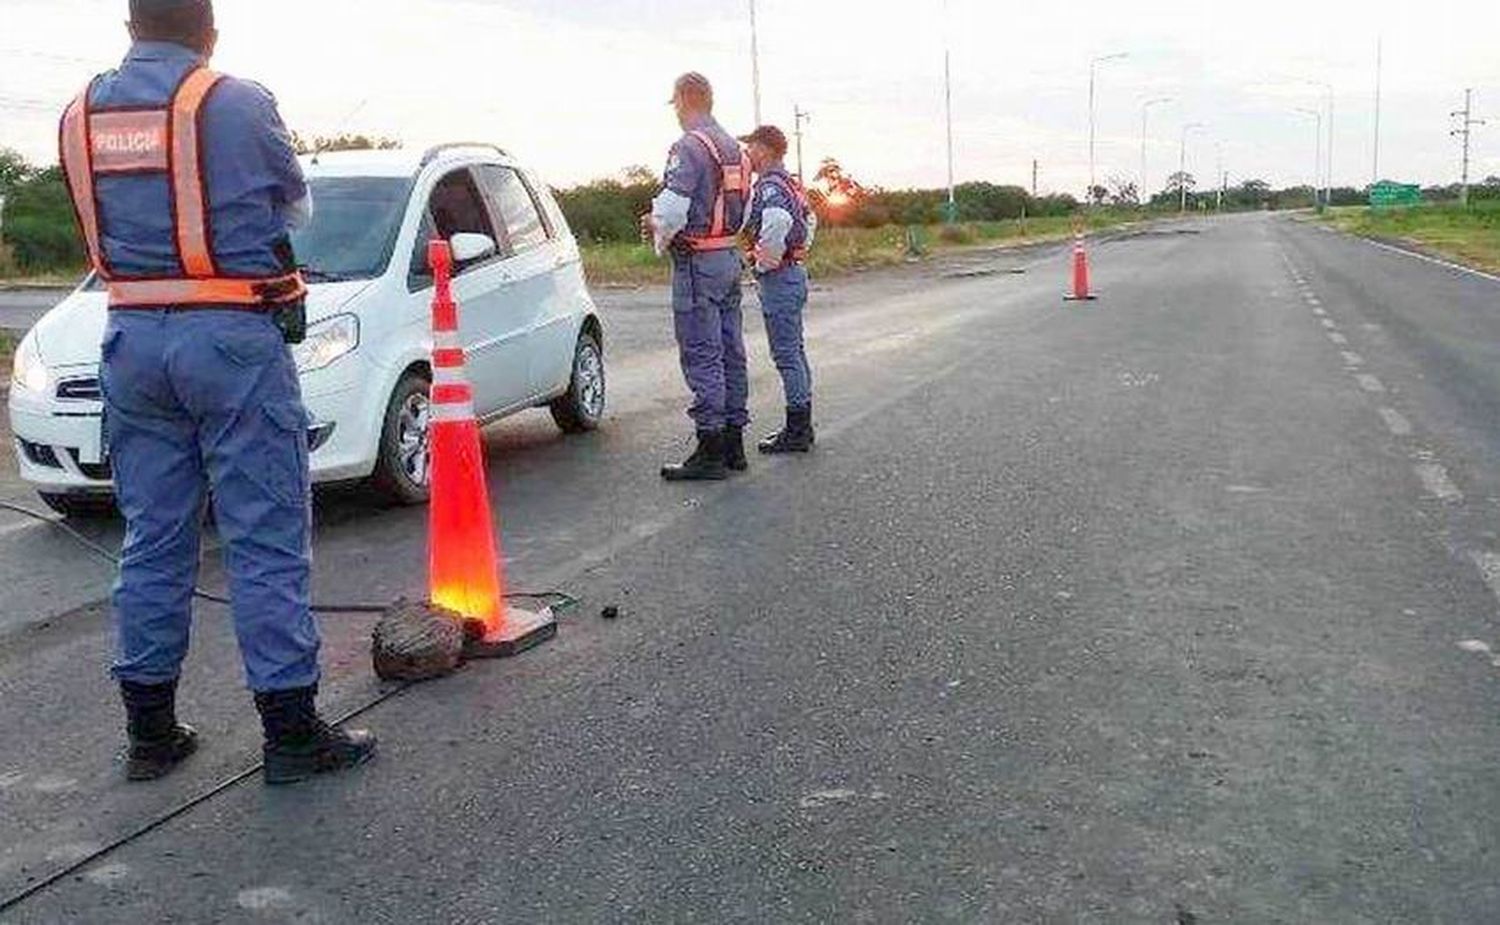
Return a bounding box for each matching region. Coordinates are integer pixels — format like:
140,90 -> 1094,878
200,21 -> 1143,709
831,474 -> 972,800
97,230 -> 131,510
471,164 -> 561,403
520,168 -> 589,398
408,167 -> 529,414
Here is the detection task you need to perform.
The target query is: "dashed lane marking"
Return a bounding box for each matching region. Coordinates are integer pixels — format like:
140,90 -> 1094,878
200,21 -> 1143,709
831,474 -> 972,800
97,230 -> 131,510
1321,318 -> 1337,329
1356,373 -> 1386,393
1328,332 -> 1348,344
1341,351 -> 1364,367
1414,463 -> 1463,503
1378,408 -> 1413,436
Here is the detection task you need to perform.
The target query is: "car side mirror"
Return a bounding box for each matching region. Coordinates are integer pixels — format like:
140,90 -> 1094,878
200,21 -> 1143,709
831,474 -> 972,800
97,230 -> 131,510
450,232 -> 498,265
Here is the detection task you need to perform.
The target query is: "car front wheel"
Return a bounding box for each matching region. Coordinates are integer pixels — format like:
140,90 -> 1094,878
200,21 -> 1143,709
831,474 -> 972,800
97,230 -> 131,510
371,370 -> 432,505
549,330 -> 605,434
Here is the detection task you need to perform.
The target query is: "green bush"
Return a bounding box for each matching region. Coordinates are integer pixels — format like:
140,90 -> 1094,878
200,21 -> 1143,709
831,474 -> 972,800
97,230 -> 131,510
2,167 -> 85,272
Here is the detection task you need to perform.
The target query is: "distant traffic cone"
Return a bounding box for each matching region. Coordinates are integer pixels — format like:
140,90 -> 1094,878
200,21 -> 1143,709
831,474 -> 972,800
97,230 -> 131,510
426,239 -> 555,658
1063,230 -> 1098,302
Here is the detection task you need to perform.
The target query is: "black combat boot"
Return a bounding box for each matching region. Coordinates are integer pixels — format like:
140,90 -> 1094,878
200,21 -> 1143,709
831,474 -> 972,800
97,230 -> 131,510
723,425 -> 749,473
254,686 -> 377,785
660,430 -> 728,481
757,405 -> 815,454
121,679 -> 199,782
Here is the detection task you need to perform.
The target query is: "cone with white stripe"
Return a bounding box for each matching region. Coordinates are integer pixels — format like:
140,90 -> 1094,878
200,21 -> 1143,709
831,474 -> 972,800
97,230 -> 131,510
426,239 -> 555,658
1063,229 -> 1098,302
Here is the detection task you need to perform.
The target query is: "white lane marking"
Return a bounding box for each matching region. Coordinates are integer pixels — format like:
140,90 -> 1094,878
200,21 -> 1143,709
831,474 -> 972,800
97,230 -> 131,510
1341,351 -> 1364,367
1414,463 -> 1463,502
0,518 -> 44,540
1362,238 -> 1500,285
1378,407 -> 1413,436
1458,639 -> 1492,654
1328,332 -> 1348,344
1321,319 -> 1337,329
1306,296 -> 1322,306
1356,374 -> 1386,393
237,887 -> 295,911
799,788 -> 859,809
1313,307 -> 1327,317
1226,485 -> 1270,494
84,862 -> 131,886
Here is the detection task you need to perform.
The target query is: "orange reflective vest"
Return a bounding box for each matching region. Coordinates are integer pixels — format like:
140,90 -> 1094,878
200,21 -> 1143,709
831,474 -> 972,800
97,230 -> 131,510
680,130 -> 748,252
59,67 -> 306,310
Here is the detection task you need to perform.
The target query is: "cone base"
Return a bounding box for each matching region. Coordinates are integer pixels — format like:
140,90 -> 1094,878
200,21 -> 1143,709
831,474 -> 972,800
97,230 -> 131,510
463,605 -> 557,659
1063,293 -> 1100,301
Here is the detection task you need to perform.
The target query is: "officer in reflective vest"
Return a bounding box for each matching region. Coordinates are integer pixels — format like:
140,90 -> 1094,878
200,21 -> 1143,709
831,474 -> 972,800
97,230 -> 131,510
642,73 -> 751,480
739,125 -> 817,453
59,0 -> 374,784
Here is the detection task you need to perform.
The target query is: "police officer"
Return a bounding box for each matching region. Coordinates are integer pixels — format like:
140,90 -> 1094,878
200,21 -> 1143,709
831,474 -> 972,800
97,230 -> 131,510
739,126 -> 816,453
60,0 -> 374,784
643,73 -> 752,480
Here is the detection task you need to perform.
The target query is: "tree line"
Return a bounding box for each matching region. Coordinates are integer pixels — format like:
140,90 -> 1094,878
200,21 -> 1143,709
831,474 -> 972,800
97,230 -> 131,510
3,144 -> 1497,274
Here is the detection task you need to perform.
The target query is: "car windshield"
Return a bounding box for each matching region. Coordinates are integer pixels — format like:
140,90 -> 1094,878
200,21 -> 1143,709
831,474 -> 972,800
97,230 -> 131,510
290,176 -> 411,282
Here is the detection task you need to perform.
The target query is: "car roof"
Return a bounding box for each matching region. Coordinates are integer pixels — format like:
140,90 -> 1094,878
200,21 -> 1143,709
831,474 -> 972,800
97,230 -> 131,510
300,144 -> 516,179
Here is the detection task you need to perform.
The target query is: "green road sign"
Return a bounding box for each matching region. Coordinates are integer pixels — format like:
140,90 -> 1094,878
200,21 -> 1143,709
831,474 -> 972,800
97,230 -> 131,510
1370,181 -> 1422,209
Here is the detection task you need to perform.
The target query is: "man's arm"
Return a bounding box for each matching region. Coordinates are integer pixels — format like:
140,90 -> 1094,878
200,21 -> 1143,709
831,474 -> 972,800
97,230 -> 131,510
244,81 -> 312,231
644,139 -> 700,256
752,183 -> 794,272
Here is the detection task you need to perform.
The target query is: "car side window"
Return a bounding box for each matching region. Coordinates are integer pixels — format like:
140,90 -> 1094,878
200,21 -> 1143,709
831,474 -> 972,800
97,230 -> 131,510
475,165 -> 550,257
408,168 -> 499,286
526,170 -> 573,241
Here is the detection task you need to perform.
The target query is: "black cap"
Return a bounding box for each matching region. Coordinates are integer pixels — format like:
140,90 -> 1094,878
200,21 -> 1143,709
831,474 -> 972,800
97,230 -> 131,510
129,0 -> 213,23
738,125 -> 788,158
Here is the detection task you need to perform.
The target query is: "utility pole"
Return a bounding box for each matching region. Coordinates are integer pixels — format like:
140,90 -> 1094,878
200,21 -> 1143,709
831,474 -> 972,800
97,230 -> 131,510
1451,89 -> 1484,208
944,46 -> 956,222
1032,158 -> 1039,197
1140,97 -> 1171,208
1216,143 -> 1225,212
1089,52 -> 1129,204
1179,122 -> 1204,214
1296,107 -> 1323,211
749,0 -> 762,125
1372,37 -> 1383,185
792,105 -> 810,182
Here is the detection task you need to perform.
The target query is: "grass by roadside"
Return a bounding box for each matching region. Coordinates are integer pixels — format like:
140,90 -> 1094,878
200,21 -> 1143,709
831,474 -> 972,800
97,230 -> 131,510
1319,203 -> 1500,275
1,330 -> 14,390
582,211 -> 1140,287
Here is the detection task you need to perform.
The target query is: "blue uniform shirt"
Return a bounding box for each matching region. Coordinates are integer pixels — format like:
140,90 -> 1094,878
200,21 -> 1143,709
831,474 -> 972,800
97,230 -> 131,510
87,41 -> 306,278
743,165 -> 809,253
663,114 -> 746,240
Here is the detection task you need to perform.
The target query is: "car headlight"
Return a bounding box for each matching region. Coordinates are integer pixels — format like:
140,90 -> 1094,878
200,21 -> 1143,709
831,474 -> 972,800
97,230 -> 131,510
292,314 -> 359,373
10,335 -> 49,394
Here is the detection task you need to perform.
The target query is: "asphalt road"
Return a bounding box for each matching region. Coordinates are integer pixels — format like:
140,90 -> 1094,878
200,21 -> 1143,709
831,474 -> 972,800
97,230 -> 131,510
3,215 -> 1500,922
0,288 -> 70,335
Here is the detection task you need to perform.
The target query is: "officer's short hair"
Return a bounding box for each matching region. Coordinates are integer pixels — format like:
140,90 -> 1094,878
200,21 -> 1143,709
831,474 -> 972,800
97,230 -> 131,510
129,0 -> 215,46
673,72 -> 714,111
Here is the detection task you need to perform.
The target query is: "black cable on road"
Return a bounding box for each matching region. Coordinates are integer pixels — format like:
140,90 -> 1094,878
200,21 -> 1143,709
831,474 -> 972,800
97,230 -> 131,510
0,500 -> 579,913
0,501 -> 579,615
0,684 -> 409,916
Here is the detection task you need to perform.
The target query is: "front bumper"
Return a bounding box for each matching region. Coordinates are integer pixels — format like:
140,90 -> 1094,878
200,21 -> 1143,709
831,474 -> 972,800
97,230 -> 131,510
8,361 -> 375,495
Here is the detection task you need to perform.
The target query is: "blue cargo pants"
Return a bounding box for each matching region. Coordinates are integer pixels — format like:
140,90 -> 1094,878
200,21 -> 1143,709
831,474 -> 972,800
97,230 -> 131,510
756,264 -> 812,409
671,249 -> 749,431
100,310 -> 320,693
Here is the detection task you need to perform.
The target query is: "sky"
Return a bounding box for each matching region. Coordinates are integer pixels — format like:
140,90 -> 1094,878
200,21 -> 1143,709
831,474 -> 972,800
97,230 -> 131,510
1,0 -> 1497,197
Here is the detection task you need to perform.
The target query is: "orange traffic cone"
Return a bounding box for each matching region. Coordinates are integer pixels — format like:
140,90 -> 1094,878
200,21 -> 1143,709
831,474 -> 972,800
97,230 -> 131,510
1063,230 -> 1098,302
426,239 -> 555,658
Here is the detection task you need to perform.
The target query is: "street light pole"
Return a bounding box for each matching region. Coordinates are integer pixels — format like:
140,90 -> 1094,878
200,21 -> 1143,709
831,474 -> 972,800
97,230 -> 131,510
793,104 -> 810,182
1295,107 -> 1323,211
1140,97 -> 1171,208
1089,52 -> 1129,204
1178,122 -> 1204,214
749,0 -> 762,125
942,0 -> 956,222
1372,37 -> 1383,186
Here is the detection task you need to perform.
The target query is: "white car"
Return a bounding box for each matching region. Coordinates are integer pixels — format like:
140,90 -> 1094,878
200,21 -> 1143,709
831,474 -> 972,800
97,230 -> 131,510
8,143 -> 606,516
